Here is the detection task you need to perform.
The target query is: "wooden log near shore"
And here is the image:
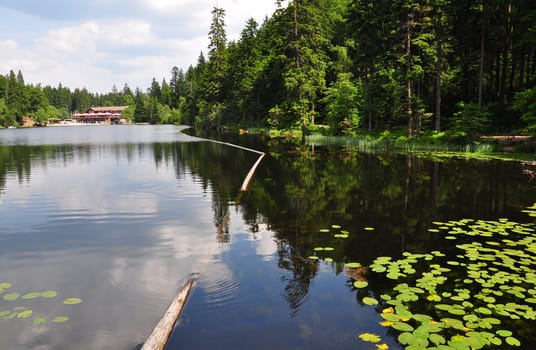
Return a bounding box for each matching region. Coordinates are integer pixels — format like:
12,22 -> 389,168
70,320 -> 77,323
141,280 -> 194,350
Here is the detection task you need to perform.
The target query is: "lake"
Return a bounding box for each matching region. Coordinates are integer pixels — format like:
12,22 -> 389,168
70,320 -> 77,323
0,125 -> 535,350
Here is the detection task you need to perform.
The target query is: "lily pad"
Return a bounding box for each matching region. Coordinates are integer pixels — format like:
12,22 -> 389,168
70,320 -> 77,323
358,333 -> 381,343
353,281 -> 368,289
21,292 -> 42,300
506,336 -> 521,346
496,330 -> 513,337
345,262 -> 362,268
52,316 -> 69,323
429,333 -> 446,345
363,297 -> 379,306
17,310 -> 33,318
41,290 -> 57,298
3,293 -> 20,301
391,322 -> 414,332
62,298 -> 82,305
427,294 -> 442,302
33,317 -> 47,325
398,332 -> 417,345
0,283 -> 11,293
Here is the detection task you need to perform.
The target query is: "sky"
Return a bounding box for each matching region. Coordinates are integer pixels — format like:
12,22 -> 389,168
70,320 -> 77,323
0,0 -> 278,93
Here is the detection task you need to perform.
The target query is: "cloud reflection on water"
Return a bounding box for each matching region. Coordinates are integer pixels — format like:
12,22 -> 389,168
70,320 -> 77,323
0,126 -> 275,350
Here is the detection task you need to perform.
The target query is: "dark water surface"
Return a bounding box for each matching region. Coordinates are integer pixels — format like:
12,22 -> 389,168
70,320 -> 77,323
0,125 -> 534,350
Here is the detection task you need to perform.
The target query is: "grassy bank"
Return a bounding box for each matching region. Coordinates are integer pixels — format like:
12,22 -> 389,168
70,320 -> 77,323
235,127 -> 535,162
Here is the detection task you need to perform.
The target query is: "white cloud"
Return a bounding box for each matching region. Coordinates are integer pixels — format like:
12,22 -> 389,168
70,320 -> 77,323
0,1 -> 277,92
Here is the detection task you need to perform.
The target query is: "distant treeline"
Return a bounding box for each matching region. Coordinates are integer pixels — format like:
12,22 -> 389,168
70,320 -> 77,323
2,0 -> 535,140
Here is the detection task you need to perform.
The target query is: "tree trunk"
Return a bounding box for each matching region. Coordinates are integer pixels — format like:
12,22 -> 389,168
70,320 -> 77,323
495,51 -> 501,100
368,64 -> 373,132
518,47 -> 525,88
478,25 -> 485,109
406,13 -> 414,138
141,280 -> 194,350
509,51 -> 516,98
506,2 -> 515,99
500,49 -> 508,101
527,50 -> 532,84
527,49 -> 536,78
294,1 -> 300,69
435,41 -> 442,131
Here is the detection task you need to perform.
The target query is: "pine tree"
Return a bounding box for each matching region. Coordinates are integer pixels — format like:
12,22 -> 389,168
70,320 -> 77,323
205,6 -> 229,104
271,0 -> 328,136
7,70 -> 28,124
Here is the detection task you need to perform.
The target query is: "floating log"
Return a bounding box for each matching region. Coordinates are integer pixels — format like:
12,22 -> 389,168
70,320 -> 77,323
202,139 -> 266,192
141,280 -> 194,350
240,153 -> 265,191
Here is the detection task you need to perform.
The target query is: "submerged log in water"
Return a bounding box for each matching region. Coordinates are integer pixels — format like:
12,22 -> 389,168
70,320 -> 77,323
141,280 -> 194,350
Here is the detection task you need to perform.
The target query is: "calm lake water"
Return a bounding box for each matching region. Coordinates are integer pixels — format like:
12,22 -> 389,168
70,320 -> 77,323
0,125 -> 535,350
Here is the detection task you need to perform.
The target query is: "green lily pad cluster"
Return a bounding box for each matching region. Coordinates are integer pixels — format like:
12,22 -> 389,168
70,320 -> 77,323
522,203 -> 536,218
355,207 -> 536,349
310,203 -> 536,349
0,282 -> 82,325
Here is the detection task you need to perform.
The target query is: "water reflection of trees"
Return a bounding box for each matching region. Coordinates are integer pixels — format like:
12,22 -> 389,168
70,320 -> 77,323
144,139 -> 536,318
3,137 -> 535,319
277,240 -> 318,316
0,144 -> 77,194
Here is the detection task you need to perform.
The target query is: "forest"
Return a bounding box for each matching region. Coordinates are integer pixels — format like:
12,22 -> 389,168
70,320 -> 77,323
1,0 -> 535,142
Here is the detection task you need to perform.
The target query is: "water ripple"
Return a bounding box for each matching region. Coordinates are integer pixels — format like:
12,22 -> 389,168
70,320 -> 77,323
197,274 -> 246,316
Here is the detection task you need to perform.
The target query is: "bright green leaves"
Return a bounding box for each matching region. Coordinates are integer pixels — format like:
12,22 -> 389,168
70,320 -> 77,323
62,298 -> 82,305
3,293 -> 20,301
345,262 -> 362,268
0,283 -> 82,326
353,281 -> 368,289
41,290 -> 58,298
354,214 -> 536,349
309,225 -> 359,263
17,310 -> 32,319
363,297 -> 379,306
358,333 -> 381,343
429,333 -> 446,345
358,333 -> 390,350
311,215 -> 534,348
322,247 -> 335,251
522,203 -> 536,218
322,73 -> 361,135
21,292 -> 42,300
52,316 -> 69,323
391,322 -> 414,332
0,283 -> 12,294
33,316 -> 47,325
427,294 -> 442,302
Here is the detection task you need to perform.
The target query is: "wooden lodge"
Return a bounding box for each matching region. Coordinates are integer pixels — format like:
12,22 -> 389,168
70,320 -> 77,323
73,106 -> 128,124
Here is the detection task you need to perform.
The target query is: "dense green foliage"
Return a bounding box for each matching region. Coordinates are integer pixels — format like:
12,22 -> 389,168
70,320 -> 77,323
1,0 -> 535,138
176,0 -> 536,138
205,0 -> 536,137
